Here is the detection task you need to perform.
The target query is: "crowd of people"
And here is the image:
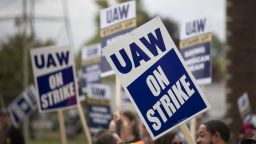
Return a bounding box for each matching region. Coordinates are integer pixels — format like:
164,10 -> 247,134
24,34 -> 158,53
93,110 -> 256,144
1,109 -> 256,144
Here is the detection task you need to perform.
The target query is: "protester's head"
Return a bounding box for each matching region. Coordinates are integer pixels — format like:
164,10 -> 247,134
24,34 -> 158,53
196,120 -> 230,144
154,131 -> 181,144
242,123 -> 256,139
93,130 -> 119,144
121,111 -> 140,142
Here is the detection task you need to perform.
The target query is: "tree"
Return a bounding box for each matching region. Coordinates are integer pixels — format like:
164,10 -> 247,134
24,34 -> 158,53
211,34 -> 226,82
0,33 -> 54,108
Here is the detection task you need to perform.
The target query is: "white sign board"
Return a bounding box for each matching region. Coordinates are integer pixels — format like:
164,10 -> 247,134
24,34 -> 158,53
31,46 -> 78,112
8,85 -> 37,127
82,44 -> 101,63
180,17 -> 211,40
87,84 -> 111,100
100,1 -> 136,29
237,92 -> 250,118
102,17 -> 210,140
180,17 -> 212,85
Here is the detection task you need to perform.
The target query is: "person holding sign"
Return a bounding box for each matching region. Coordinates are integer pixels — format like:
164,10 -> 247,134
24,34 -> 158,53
102,16 -> 210,141
196,120 -> 230,144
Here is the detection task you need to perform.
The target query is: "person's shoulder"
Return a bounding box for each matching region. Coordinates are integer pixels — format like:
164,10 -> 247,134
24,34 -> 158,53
241,138 -> 256,144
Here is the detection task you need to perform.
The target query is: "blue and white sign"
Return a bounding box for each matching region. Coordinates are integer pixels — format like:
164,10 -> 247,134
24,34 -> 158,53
87,104 -> 112,133
82,63 -> 101,87
103,17 -> 210,140
8,86 -> 37,127
100,1 -> 136,76
81,44 -> 101,87
237,92 -> 251,118
30,46 -> 78,112
180,17 -> 212,85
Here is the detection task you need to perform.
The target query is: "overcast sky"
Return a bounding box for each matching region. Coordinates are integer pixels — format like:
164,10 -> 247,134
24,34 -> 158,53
0,0 -> 226,52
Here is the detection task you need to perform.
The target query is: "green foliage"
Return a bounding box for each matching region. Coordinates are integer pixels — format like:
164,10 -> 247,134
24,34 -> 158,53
0,33 -> 54,107
211,34 -> 226,81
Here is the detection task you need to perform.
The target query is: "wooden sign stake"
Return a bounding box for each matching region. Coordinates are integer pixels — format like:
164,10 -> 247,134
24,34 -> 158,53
179,123 -> 196,144
58,110 -> 68,144
77,102 -> 92,144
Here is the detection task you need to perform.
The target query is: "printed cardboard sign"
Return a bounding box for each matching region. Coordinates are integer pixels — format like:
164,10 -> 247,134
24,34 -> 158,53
8,86 -> 37,127
87,84 -> 111,100
31,46 -> 78,112
180,17 -> 212,85
237,92 -> 250,118
100,1 -> 136,76
102,17 -> 210,140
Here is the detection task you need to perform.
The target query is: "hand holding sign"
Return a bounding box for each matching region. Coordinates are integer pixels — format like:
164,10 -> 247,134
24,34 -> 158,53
102,17 -> 210,141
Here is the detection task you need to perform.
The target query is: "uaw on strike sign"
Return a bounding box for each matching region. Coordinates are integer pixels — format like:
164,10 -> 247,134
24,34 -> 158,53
103,17 -> 210,140
31,46 -> 78,112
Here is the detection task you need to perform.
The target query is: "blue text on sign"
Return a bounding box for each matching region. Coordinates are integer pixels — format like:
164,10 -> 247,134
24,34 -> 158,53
110,28 -> 166,74
34,51 -> 69,69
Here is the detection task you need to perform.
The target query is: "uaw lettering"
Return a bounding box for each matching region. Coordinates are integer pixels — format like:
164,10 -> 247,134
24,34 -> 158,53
81,44 -> 101,66
31,47 -> 78,112
103,17 -> 210,140
180,17 -> 212,85
106,2 -> 129,24
88,84 -> 110,100
186,18 -> 206,36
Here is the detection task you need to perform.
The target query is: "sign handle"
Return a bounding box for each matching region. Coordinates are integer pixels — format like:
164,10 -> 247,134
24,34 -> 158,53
58,110 -> 68,144
190,118 -> 197,139
115,76 -> 121,110
179,123 -> 196,144
77,103 -> 92,144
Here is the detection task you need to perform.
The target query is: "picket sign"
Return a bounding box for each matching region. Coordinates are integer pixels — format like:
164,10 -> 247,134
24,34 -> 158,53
180,17 -> 212,85
30,46 -> 92,144
102,17 -> 210,142
7,85 -> 37,127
